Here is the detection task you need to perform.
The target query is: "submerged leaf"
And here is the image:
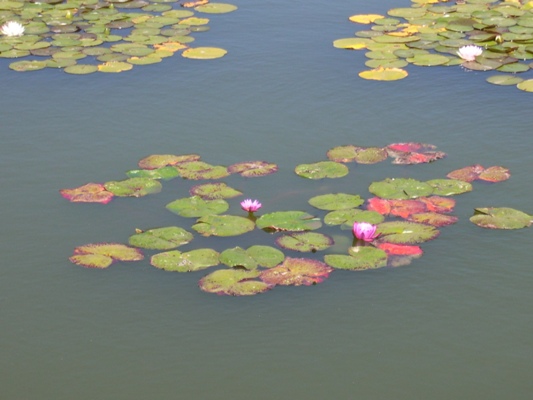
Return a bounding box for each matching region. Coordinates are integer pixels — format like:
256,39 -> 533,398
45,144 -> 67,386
308,193 -> 364,210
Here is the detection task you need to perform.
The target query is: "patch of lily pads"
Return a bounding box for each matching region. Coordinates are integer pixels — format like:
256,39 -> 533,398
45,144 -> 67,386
0,0 -> 235,74
334,0 -> 533,92
62,142 -> 531,296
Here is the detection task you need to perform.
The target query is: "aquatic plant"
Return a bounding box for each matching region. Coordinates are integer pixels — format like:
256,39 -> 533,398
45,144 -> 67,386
334,0 -> 533,92
1,21 -> 24,37
61,142 -> 532,296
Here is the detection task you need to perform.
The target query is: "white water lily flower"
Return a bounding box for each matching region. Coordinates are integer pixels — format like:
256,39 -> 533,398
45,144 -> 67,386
1,21 -> 25,37
456,45 -> 482,62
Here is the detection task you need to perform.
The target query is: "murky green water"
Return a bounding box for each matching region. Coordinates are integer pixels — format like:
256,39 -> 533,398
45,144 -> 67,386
2,0 -> 533,398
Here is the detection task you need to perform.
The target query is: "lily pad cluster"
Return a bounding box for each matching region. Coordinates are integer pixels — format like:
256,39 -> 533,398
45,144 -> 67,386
63,141 -> 532,296
334,0 -> 533,92
0,0 -> 236,74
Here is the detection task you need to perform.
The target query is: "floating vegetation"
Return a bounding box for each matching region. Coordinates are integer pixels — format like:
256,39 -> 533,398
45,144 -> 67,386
62,142 -> 531,296
334,0 -> 533,91
0,1 -> 236,73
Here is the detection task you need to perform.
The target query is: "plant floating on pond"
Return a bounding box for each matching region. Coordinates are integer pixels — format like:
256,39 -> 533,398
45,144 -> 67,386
240,199 -> 262,213
334,1 -> 533,92
0,1 -> 236,74
352,222 -> 379,242
62,142 -> 530,296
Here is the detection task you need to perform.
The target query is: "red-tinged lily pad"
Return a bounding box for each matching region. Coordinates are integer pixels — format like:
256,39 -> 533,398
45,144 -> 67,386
418,196 -> 455,213
276,232 -> 334,253
294,161 -> 349,179
377,221 -> 439,244
150,248 -> 219,272
227,161 -> 278,177
260,257 -> 333,286
470,207 -> 533,229
446,164 -> 485,182
325,246 -> 387,271
192,215 -> 255,237
128,226 -> 194,250
189,182 -> 242,199
308,193 -> 364,210
426,179 -> 472,196
126,166 -> 180,180
377,242 -> 423,256
387,142 -> 446,164
104,178 -> 162,197
60,182 -> 114,204
138,154 -> 201,169
388,199 -> 427,219
255,211 -> 322,231
369,178 -> 434,199
175,161 -> 229,180
70,243 -> 144,268
166,195 -> 229,217
220,245 -> 285,269
408,212 -> 458,227
199,269 -> 273,296
324,209 -> 384,226
366,197 -> 391,215
478,166 -> 510,182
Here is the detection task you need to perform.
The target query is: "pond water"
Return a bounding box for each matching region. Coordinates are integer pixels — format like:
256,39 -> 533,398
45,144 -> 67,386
2,0 -> 533,398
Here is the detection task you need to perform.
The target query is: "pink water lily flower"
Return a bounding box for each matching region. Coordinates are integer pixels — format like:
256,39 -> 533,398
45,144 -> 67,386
353,222 -> 378,242
241,199 -> 262,212
457,45 -> 482,61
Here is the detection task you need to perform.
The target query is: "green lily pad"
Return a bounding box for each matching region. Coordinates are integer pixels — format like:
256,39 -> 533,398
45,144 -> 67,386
246,245 -> 285,268
104,177 -> 162,197
369,178 -> 434,199
227,161 -> 278,177
294,161 -> 349,179
70,243 -> 144,268
256,211 -> 322,231
175,161 -> 229,180
195,3 -> 237,14
517,79 -> 533,92
324,209 -> 384,226
219,245 -> 284,269
192,215 -> 255,237
377,221 -> 440,244
308,193 -> 364,210
182,46 -> 227,59
126,166 -> 180,180
260,257 -> 333,286
358,67 -> 408,80
97,61 -> 133,72
426,179 -> 472,196
326,145 -> 387,164
63,64 -> 98,74
333,37 -> 371,49
166,195 -> 229,217
128,226 -> 194,250
150,248 -> 219,272
138,154 -> 200,169
276,232 -> 333,253
199,269 -> 272,296
9,60 -> 47,71
325,246 -> 388,271
470,207 -> 533,229
486,74 -> 524,85
189,182 -> 242,200
60,182 -> 114,204
220,247 -> 259,270
407,53 -> 451,66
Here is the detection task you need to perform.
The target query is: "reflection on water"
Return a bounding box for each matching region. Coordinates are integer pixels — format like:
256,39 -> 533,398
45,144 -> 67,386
2,0 -> 533,399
